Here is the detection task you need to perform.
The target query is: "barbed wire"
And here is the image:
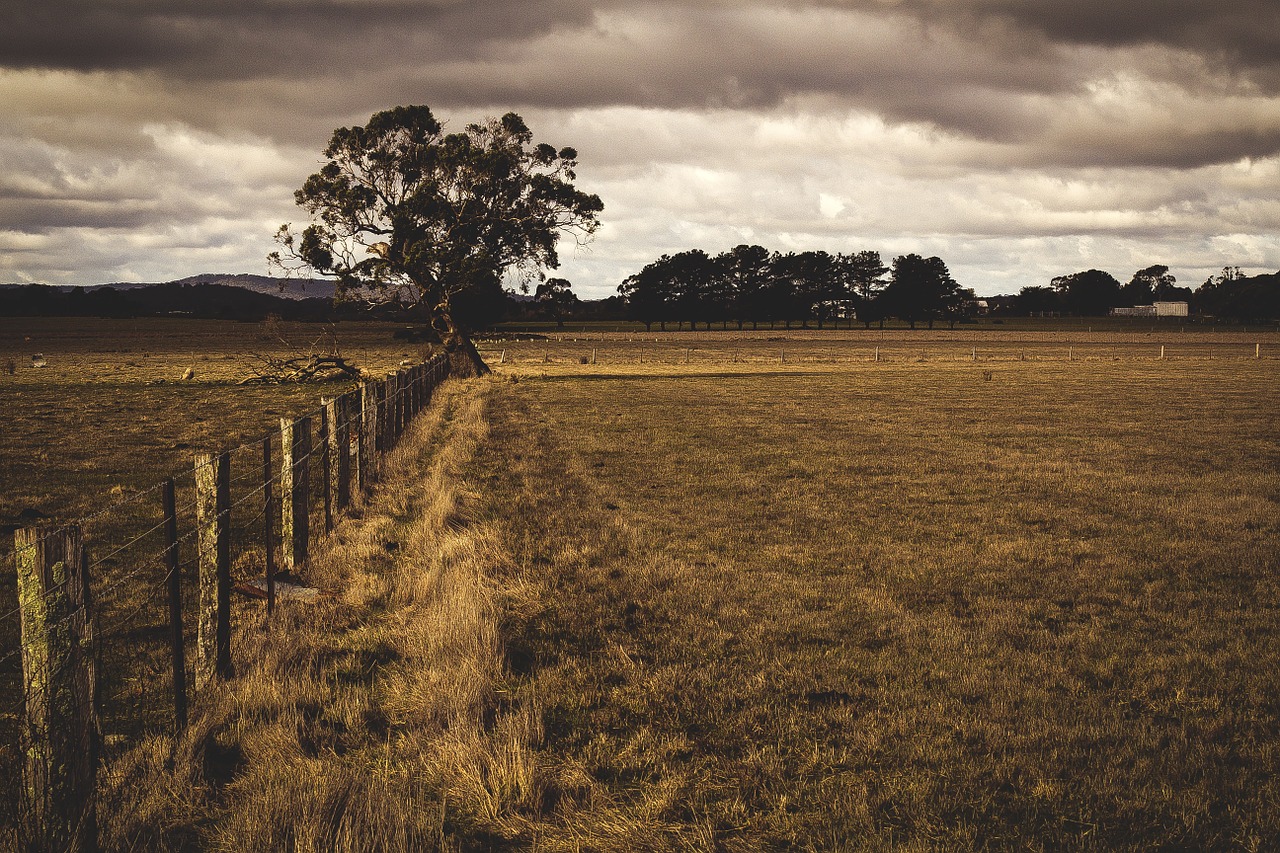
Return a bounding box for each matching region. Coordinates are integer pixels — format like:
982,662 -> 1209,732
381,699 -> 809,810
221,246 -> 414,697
0,357 -> 449,706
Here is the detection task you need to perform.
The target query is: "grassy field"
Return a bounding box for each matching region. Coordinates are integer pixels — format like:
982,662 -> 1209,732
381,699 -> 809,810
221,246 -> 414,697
475,326 -> 1277,368
0,316 -> 436,842
465,359 -> 1280,849
4,321 -> 1280,849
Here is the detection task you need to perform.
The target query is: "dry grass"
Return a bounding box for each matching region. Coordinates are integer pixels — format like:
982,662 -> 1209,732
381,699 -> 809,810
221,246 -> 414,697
477,326 -> 1279,369
465,358 -> 1280,850
98,377 -> 549,851
6,323 -> 1280,849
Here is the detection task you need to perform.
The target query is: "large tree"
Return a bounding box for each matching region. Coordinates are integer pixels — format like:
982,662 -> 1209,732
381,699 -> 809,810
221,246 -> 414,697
534,277 -> 580,329
882,253 -> 965,329
840,249 -> 889,328
1051,269 -> 1122,316
271,105 -> 603,376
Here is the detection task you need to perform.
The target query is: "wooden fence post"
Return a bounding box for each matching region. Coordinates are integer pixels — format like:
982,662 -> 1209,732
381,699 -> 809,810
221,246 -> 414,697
408,366 -> 419,421
195,451 -> 232,686
385,373 -> 399,448
162,479 -> 187,730
375,379 -> 388,453
15,525 -> 98,853
360,382 -> 378,487
280,417 -> 310,572
262,436 -> 276,616
319,401 -> 334,535
328,395 -> 351,514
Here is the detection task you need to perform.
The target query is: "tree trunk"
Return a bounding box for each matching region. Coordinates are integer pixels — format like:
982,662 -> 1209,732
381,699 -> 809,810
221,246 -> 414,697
436,313 -> 490,377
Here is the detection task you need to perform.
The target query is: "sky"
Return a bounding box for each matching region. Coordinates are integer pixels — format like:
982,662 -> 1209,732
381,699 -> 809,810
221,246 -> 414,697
2,1 -> 1279,298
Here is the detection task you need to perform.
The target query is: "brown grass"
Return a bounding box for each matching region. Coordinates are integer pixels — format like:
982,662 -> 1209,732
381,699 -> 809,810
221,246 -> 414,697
98,376 -> 545,850
6,323 -> 1280,849
465,359 -> 1280,849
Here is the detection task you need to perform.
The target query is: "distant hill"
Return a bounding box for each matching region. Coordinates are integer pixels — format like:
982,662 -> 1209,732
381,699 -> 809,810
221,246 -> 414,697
0,276 -> 353,321
1,273 -> 339,301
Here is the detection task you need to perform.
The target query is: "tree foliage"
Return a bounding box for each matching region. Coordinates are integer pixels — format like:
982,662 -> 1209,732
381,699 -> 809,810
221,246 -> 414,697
1051,269 -> 1122,316
271,105 -> 603,375
616,245 -> 901,327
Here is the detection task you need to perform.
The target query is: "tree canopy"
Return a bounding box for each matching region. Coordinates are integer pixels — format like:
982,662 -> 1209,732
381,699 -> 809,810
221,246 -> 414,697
271,105 -> 603,375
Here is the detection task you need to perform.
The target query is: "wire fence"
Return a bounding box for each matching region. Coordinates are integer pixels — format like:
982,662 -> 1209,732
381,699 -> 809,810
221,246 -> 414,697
0,354 -> 450,848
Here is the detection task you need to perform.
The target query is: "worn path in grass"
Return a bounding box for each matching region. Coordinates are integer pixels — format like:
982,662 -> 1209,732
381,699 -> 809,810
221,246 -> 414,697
473,360 -> 1280,849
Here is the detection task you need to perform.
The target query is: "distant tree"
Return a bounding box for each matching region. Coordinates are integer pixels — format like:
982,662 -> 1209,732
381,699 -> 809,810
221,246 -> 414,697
783,250 -> 841,328
882,254 -> 964,329
718,244 -> 772,329
840,250 -> 889,328
534,277 -> 580,328
1195,267 -> 1280,320
1051,269 -> 1122,316
764,253 -> 813,329
619,254 -> 679,331
1120,264 -> 1179,307
664,249 -> 721,330
1014,285 -> 1062,316
271,105 -> 603,376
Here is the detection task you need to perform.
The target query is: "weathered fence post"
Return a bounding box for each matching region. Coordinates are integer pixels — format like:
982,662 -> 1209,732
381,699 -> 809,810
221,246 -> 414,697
262,436 -> 276,616
319,401 -> 334,535
195,451 -> 232,686
280,417 -> 311,572
409,366 -> 420,421
360,381 -> 378,487
327,395 -> 351,514
375,379 -> 389,453
15,525 -> 98,853
385,373 -> 399,448
162,479 -> 187,730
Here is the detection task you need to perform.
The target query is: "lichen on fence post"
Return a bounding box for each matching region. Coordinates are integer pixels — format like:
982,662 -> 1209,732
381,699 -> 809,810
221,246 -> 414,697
280,417 -> 311,573
385,372 -> 400,448
195,451 -> 232,687
15,524 -> 98,853
328,394 -> 351,514
360,382 -> 378,488
319,402 -> 334,535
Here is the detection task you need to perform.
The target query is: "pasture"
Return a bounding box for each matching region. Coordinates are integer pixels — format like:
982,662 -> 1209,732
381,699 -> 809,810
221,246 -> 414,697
2,319 -> 1278,849
467,356 -> 1280,848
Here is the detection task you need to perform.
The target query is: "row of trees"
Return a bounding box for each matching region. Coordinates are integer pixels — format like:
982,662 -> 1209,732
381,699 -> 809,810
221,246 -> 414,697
617,246 -> 974,331
1012,265 -> 1279,320
611,252 -> 1280,328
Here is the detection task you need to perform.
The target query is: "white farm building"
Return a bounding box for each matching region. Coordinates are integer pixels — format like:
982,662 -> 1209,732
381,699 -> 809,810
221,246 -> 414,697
1111,301 -> 1189,317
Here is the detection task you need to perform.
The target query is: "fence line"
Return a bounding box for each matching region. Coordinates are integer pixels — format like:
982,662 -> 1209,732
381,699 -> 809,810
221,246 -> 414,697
476,341 -> 1274,367
1,354 -> 451,848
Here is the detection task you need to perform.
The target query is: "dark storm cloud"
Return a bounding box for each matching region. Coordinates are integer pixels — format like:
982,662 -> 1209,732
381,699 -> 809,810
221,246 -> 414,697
0,0 -> 592,77
893,0 -> 1280,72
2,0 -> 1278,290
5,0 -> 1279,170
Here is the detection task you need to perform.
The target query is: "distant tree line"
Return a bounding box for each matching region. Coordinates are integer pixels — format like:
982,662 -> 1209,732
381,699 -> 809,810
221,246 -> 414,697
614,246 -> 975,331
608,250 -> 1280,328
1007,264 -> 1280,320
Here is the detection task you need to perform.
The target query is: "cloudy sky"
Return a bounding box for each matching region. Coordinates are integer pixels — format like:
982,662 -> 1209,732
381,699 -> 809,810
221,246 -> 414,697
3,0 -> 1279,298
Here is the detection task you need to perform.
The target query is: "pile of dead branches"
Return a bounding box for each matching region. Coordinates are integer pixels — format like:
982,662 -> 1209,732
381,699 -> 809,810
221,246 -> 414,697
239,353 -> 362,384
240,321 -> 363,384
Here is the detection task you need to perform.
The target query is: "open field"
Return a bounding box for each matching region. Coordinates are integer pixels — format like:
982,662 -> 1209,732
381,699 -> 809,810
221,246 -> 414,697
459,359 -> 1280,849
0,317 -> 437,840
3,321 -> 1280,849
476,326 -> 1278,367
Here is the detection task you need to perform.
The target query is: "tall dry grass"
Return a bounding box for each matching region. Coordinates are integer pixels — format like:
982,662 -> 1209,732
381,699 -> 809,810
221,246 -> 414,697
97,377 -> 545,851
